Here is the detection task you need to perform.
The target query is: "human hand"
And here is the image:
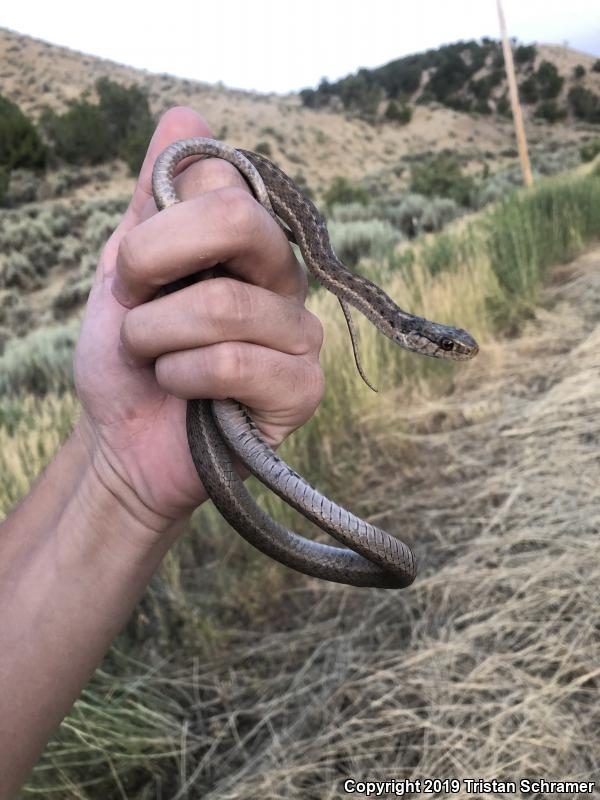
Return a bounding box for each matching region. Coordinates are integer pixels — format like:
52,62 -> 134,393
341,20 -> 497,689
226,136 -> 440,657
74,107 -> 324,526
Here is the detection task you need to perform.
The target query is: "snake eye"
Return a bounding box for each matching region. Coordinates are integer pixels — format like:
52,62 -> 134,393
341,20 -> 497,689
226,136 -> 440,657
440,337 -> 454,351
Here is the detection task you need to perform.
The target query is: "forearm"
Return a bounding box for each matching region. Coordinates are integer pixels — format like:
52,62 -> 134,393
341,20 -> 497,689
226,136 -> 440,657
0,421 -> 188,798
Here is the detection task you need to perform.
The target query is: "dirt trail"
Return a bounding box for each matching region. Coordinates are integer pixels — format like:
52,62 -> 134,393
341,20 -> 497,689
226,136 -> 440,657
199,248 -> 600,798
368,245 -> 600,577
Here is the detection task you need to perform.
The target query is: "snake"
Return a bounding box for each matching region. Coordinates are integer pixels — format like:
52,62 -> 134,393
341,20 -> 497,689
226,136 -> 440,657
151,138 -> 479,589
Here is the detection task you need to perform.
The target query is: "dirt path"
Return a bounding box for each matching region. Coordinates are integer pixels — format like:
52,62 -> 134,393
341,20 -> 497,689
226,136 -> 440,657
197,248 -> 600,798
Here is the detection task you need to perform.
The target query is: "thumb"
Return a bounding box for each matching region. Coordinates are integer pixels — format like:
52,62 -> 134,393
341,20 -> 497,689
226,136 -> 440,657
101,106 -> 213,271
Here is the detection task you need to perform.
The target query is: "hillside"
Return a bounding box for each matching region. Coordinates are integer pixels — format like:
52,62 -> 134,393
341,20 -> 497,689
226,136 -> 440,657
1,23 -> 600,795
1,26 -> 599,200
300,39 -> 600,124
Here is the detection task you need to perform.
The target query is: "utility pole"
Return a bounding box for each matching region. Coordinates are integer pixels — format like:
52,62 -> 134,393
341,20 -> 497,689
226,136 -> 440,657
497,0 -> 534,187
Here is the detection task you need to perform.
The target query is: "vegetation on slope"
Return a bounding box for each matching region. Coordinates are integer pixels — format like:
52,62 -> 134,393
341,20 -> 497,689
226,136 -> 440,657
0,163 -> 596,797
0,78 -> 153,204
300,38 -> 600,126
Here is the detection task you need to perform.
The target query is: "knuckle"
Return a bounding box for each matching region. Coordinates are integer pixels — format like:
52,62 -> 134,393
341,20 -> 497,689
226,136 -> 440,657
213,343 -> 247,394
197,158 -> 246,191
199,278 -> 254,334
116,230 -> 143,286
304,361 -> 326,413
304,310 -> 325,353
176,158 -> 245,199
213,186 -> 261,241
154,352 -> 174,387
120,309 -> 141,352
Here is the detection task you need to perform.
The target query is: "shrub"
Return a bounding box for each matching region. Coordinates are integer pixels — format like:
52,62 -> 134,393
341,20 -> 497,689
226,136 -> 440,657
514,44 -> 537,64
421,197 -> 461,232
536,60 -> 564,99
580,139 -> 600,162
0,252 -> 39,291
496,94 -> 510,116
384,100 -> 411,124
427,52 -> 471,102
0,94 -> 47,174
568,86 -> 600,123
379,194 -> 428,236
52,275 -> 93,316
330,202 -> 378,224
0,321 -> 78,396
593,60 -> 600,73
327,219 -> 401,267
519,75 -> 539,104
573,64 -> 585,79
41,102 -> 112,165
534,100 -> 567,122
0,167 -> 8,206
41,78 -> 154,173
254,141 -> 272,156
410,154 -> 475,207
0,290 -> 29,334
323,176 -> 370,209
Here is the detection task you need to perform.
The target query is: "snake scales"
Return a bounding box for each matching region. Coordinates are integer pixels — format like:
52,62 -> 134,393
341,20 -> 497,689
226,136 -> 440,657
152,138 -> 479,589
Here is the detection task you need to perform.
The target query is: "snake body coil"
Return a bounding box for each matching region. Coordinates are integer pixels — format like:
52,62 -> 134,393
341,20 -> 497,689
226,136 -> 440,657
152,138 -> 479,589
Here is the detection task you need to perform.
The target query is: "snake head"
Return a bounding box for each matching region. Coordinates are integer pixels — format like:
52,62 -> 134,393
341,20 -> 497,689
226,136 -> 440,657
404,320 -> 479,361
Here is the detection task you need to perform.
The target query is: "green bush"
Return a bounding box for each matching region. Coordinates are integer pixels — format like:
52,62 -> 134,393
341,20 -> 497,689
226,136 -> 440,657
514,44 -> 537,64
593,60 -> 600,73
323,176 -> 370,209
580,139 -> 600,162
534,100 -> 567,122
384,100 -> 411,124
486,174 -> 600,301
41,102 -> 111,165
0,95 -> 46,204
496,94 -> 510,116
41,78 -> 154,173
0,321 -> 78,396
427,52 -> 471,103
520,61 -> 564,106
0,167 -> 8,206
568,86 -> 600,123
254,141 -> 272,156
0,94 -> 47,174
410,154 -> 475,208
573,64 -> 586,79
519,75 -> 539,104
328,218 -> 401,267
96,77 -> 154,173
536,60 -> 564,99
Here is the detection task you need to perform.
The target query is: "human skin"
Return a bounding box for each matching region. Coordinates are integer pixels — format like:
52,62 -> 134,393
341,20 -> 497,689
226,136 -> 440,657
0,107 -> 324,797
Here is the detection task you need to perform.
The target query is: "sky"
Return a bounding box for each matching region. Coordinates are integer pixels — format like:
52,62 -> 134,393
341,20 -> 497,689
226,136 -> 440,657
2,0 -> 599,94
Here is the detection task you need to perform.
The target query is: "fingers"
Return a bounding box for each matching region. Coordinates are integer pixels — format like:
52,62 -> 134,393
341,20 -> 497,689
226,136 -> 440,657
113,182 -> 306,308
154,340 -> 325,422
121,277 -> 323,361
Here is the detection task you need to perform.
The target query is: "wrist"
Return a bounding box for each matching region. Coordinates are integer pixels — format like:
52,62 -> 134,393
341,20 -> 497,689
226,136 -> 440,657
70,415 -> 190,558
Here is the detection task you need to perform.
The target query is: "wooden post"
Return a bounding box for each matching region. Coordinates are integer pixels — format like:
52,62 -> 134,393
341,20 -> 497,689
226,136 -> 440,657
497,0 -> 534,188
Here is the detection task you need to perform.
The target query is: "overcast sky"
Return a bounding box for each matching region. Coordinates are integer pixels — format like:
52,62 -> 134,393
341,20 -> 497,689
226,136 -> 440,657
2,0 -> 599,94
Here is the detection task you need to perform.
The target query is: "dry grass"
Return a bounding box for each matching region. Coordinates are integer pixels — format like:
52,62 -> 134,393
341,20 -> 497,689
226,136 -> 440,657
22,248 -> 600,798
183,249 -> 600,798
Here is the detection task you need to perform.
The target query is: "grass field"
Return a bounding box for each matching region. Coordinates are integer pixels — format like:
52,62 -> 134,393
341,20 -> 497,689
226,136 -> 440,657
1,163 -> 599,797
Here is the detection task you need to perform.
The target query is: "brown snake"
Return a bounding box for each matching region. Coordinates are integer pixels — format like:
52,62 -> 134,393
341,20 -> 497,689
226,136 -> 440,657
152,138 -> 479,589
